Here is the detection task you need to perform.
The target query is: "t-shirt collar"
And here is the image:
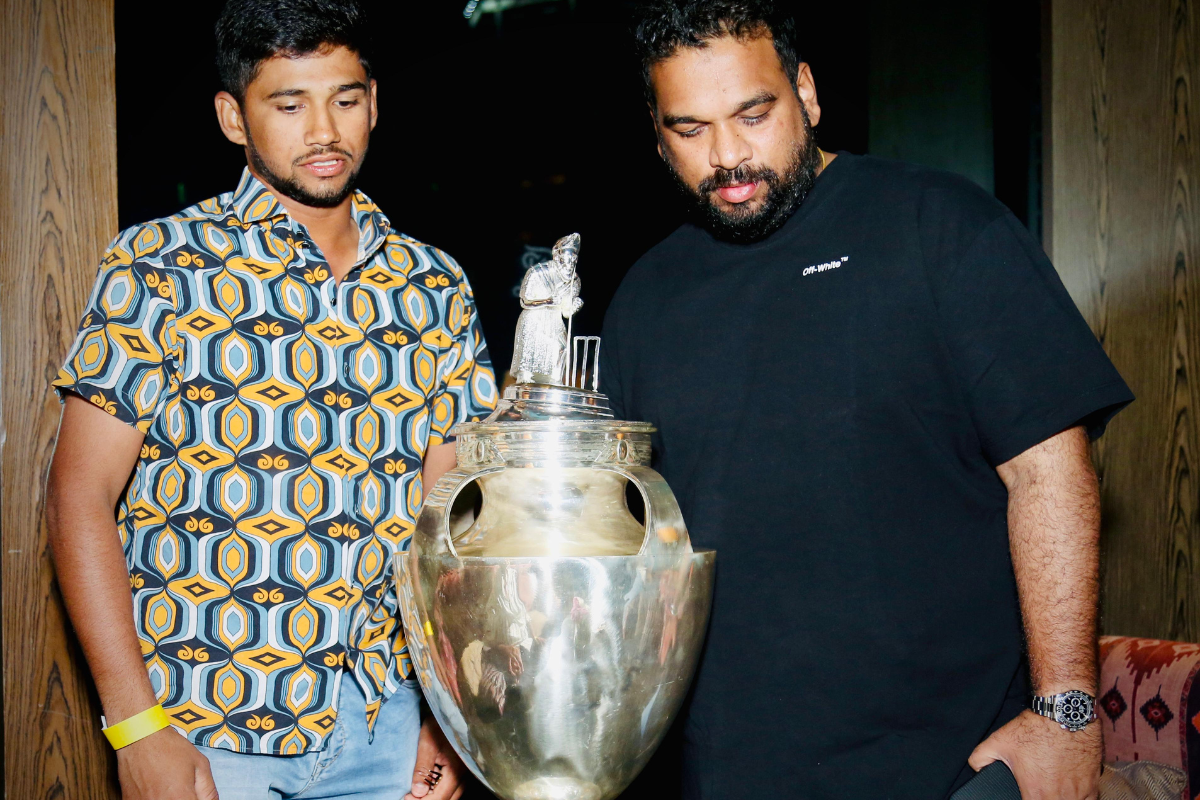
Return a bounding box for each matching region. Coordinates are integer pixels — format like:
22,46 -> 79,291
229,167 -> 392,262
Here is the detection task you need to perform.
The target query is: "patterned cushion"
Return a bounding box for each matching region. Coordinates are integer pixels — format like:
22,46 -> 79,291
1098,636 -> 1200,799
1100,761 -> 1186,800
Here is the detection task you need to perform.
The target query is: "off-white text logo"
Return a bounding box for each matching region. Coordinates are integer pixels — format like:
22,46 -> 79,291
802,256 -> 849,277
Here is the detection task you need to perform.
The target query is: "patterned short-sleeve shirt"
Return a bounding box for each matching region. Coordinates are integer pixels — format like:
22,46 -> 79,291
54,169 -> 497,755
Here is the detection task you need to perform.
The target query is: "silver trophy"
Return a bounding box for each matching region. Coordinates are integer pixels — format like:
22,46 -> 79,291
395,234 -> 716,800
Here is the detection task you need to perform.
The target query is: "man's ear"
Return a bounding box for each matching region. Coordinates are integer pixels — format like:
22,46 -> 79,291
215,91 -> 248,146
795,62 -> 821,128
648,104 -> 664,160
369,78 -> 379,131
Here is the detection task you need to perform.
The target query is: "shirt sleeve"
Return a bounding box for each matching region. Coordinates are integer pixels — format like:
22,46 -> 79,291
427,269 -> 498,447
925,208 -> 1134,466
52,226 -> 180,433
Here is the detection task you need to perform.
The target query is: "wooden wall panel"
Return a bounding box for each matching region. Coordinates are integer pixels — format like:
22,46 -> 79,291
1049,0 -> 1200,641
1,0 -> 120,796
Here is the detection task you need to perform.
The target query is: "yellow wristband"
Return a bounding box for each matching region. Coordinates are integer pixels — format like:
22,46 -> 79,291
101,704 -> 171,749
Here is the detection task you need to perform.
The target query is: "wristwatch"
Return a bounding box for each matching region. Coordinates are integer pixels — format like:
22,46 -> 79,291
1030,690 -> 1097,732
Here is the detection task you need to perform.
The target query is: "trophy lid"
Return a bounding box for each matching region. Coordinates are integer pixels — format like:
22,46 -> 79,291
486,383 -> 613,422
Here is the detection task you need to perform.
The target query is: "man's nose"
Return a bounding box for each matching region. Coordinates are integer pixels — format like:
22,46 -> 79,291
306,105 -> 340,147
709,123 -> 752,172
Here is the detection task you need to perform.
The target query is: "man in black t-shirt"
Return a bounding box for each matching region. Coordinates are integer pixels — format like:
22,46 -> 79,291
602,2 -> 1133,799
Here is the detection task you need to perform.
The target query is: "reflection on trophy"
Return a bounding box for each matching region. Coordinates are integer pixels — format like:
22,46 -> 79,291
395,233 -> 717,800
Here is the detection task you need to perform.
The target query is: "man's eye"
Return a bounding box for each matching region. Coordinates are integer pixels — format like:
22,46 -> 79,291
676,127 -> 704,138
336,99 -> 360,108
281,105 -> 301,113
742,113 -> 768,126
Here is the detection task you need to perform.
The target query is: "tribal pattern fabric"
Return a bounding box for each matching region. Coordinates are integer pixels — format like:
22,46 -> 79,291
54,169 -> 497,755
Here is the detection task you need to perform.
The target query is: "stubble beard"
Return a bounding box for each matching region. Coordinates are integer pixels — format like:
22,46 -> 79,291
665,106 -> 823,244
244,126 -> 367,209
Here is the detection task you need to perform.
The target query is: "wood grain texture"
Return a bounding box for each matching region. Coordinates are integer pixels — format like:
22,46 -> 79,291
1049,0 -> 1200,642
1,0 -> 120,796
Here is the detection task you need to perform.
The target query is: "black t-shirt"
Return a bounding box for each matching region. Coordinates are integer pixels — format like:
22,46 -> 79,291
601,153 -> 1133,800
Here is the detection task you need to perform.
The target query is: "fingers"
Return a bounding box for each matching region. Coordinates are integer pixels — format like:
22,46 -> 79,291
407,719 -> 442,800
411,722 -> 439,773
408,765 -> 433,798
404,768 -> 442,800
411,751 -> 458,798
405,716 -> 469,800
409,744 -> 465,800
194,757 -> 220,800
409,762 -> 444,799
419,757 -> 461,800
967,742 -> 999,772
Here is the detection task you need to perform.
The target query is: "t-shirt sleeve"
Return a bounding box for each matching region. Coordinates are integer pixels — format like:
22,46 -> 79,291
926,209 -> 1134,466
427,266 -> 499,447
52,227 -> 180,433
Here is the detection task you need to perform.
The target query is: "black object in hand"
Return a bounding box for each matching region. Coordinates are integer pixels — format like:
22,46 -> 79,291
950,761 -> 1021,800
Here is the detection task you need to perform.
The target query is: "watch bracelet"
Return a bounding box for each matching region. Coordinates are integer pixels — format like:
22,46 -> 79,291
1030,690 -> 1096,730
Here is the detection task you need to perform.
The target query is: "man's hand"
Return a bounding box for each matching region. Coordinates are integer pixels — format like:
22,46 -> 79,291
421,442 -> 458,501
968,709 -> 1101,800
405,715 -> 466,800
115,728 -> 219,800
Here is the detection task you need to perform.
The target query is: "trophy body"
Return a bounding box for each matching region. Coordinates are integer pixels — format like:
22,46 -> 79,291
395,236 -> 715,800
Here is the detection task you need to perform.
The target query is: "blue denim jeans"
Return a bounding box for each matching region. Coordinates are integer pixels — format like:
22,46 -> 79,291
199,677 -> 422,800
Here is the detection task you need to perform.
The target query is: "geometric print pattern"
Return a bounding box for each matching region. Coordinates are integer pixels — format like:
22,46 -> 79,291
1097,634 -> 1200,797
54,169 -> 497,755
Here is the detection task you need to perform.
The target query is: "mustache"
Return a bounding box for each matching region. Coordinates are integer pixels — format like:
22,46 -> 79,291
697,163 -> 779,195
292,146 -> 354,166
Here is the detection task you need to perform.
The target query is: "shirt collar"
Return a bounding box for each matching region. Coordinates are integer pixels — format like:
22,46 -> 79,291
230,168 -> 286,224
229,168 -> 392,260
348,190 -> 392,263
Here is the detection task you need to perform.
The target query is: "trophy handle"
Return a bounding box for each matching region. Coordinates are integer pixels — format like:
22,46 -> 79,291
411,465 -> 504,559
596,465 -> 693,556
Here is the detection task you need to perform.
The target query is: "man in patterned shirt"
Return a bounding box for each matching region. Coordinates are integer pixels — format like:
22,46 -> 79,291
45,2 -> 496,798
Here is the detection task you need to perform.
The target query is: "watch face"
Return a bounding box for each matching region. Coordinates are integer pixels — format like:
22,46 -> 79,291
1056,690 -> 1095,731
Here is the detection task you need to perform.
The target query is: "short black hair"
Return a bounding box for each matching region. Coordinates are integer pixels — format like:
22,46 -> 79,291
633,0 -> 800,108
215,0 -> 374,102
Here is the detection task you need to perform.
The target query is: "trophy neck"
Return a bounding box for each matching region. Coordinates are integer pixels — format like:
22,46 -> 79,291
452,419 -> 653,470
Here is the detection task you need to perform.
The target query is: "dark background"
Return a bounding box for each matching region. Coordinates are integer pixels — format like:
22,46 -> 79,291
115,0 -> 1041,379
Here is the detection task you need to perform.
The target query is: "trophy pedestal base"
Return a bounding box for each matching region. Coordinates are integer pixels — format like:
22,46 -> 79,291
513,777 -> 601,800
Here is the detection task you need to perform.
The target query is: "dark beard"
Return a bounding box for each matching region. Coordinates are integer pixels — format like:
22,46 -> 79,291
245,128 -> 365,209
666,109 -> 822,244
